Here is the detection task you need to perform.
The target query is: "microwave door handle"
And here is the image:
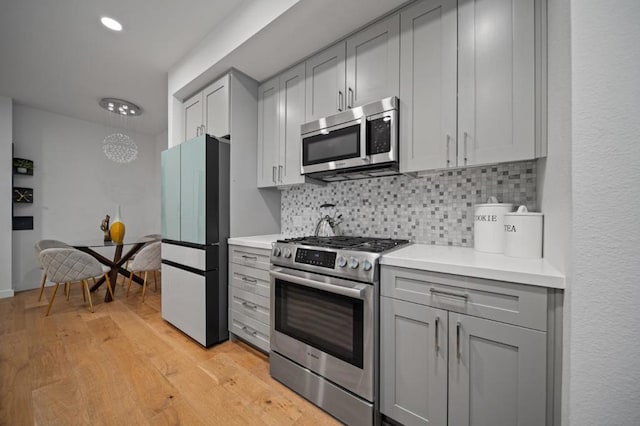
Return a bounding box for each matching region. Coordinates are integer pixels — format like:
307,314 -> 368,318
360,118 -> 368,161
270,269 -> 367,300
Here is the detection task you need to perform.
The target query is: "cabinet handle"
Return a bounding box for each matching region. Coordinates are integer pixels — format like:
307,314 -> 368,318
196,126 -> 201,137
278,165 -> 283,183
201,124 -> 206,136
456,321 -> 461,360
241,255 -> 258,261
435,316 -> 440,352
242,326 -> 257,336
241,276 -> 257,283
338,91 -> 343,112
430,287 -> 469,301
463,131 -> 469,165
272,166 -> 277,183
242,301 -> 258,310
348,87 -> 354,109
446,134 -> 451,167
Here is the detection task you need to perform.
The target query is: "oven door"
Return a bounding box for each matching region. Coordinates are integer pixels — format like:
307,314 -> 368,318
301,118 -> 368,175
270,266 -> 374,401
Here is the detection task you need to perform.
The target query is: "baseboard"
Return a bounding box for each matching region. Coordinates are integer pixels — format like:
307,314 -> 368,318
0,289 -> 15,299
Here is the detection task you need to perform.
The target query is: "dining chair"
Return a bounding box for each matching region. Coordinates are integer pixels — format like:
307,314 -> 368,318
126,241 -> 161,302
119,233 -> 162,286
34,239 -> 70,302
39,248 -> 115,316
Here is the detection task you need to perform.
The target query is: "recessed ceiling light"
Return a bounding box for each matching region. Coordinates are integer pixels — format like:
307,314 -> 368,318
101,17 -> 122,32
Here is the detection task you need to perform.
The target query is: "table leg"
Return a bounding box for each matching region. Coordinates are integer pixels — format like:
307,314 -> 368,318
105,244 -> 123,302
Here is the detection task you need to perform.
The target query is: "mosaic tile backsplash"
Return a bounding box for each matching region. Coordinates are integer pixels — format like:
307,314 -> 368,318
281,161 -> 537,247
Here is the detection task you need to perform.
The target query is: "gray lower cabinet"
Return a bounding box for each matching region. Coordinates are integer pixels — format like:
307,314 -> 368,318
381,297 -> 448,426
228,244 -> 271,352
380,265 -> 550,426
448,313 -> 546,426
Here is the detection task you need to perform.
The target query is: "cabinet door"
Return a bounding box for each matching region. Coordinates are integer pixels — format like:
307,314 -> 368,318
161,146 -> 181,241
180,136 -> 206,244
346,14 -> 400,108
203,74 -> 230,138
257,77 -> 280,188
458,0 -> 535,166
305,43 -> 346,122
278,63 -> 306,186
448,313 -> 546,426
183,92 -> 203,142
381,297 -> 448,426
399,0 -> 457,173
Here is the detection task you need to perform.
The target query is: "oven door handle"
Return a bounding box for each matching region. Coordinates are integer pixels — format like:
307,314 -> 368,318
270,269 -> 367,300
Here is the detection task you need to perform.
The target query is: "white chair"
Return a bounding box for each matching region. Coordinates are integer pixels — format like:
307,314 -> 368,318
119,234 -> 161,286
126,241 -> 161,302
35,239 -> 70,302
39,248 -> 115,316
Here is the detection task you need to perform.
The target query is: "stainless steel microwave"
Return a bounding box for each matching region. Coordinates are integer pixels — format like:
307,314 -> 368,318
300,97 -> 398,182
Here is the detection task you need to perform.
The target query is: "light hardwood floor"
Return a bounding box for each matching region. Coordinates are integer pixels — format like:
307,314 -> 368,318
0,277 -> 340,425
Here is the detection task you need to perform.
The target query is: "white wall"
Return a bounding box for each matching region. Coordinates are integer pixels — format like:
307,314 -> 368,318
537,0 -> 571,275
566,1 -> 640,425
168,0 -> 299,147
0,97 -> 14,298
11,105 -> 163,292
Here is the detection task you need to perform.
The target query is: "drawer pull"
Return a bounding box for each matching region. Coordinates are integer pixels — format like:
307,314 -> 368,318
430,288 -> 469,301
241,255 -> 258,261
242,301 -> 258,310
242,326 -> 257,336
241,276 -> 257,284
435,316 -> 440,352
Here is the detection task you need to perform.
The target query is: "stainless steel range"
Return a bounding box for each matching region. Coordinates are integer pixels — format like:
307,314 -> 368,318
269,236 -> 410,426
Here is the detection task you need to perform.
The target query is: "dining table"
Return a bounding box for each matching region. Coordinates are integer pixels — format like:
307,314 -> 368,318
71,236 -> 158,302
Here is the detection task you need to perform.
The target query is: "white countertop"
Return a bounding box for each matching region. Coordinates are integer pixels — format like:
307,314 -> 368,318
227,234 -> 284,250
381,244 -> 565,289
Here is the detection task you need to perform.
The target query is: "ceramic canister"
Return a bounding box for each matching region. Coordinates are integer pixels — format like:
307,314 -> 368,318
473,197 -> 513,253
504,205 -> 544,259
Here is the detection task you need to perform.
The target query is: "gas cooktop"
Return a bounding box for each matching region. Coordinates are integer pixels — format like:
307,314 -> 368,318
277,236 -> 410,253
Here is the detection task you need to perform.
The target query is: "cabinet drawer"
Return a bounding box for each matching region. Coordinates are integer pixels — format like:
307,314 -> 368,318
231,310 -> 270,353
231,287 -> 270,325
230,245 -> 271,270
229,263 -> 270,298
381,266 -> 548,331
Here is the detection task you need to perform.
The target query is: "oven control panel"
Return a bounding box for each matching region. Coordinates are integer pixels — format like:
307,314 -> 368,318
294,248 -> 337,269
271,243 -> 382,283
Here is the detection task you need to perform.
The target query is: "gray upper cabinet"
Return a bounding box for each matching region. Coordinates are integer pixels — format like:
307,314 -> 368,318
258,63 -> 306,188
399,0 -> 457,173
182,74 -> 230,143
305,43 -> 346,122
346,14 -> 400,108
381,297 -> 448,426
203,74 -> 230,138
278,63 -> 306,186
183,93 -> 203,142
458,0 -> 536,166
257,77 -> 279,188
161,146 -> 181,241
448,313 -> 547,426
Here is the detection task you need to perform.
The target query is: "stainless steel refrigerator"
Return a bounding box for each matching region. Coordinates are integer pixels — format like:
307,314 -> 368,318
160,134 -> 229,347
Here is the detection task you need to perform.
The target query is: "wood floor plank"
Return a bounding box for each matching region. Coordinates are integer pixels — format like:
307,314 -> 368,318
0,283 -> 340,425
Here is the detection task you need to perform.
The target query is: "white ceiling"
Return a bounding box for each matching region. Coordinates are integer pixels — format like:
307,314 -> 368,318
0,0 -> 242,135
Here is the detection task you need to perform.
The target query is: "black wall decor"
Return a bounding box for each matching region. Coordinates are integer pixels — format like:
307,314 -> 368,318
13,216 -> 34,230
13,187 -> 33,203
13,158 -> 34,175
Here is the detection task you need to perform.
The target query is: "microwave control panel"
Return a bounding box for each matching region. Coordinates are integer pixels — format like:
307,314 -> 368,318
367,116 -> 392,155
